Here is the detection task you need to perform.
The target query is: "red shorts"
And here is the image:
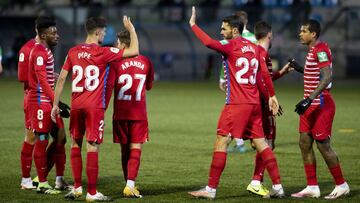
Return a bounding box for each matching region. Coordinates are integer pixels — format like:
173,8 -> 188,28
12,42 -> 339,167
70,108 -> 105,144
217,104 -> 264,139
29,102 -> 61,133
24,94 -> 31,129
261,101 -> 276,140
299,95 -> 335,140
113,120 -> 149,144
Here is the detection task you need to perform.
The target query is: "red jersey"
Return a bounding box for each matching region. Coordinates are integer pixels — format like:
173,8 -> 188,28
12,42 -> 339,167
192,25 -> 275,105
303,42 -> 332,105
18,39 -> 36,91
28,43 -> 55,104
62,43 -> 124,110
107,55 -> 154,120
256,45 -> 277,101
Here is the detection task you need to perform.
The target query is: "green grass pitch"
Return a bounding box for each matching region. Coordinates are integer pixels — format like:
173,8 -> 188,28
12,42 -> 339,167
0,77 -> 359,202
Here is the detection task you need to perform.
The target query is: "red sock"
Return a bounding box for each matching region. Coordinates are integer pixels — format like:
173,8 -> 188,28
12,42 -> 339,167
55,144 -> 66,177
21,142 -> 34,178
260,147 -> 281,184
304,164 -> 318,185
34,140 -> 49,182
207,151 -> 227,189
71,147 -> 82,188
46,141 -> 57,175
87,152 -> 98,195
329,164 -> 345,185
252,152 -> 265,182
121,145 -> 130,181
127,149 -> 141,181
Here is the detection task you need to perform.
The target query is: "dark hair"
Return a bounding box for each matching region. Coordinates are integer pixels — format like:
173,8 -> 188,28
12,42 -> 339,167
222,14 -> 244,34
254,21 -> 272,40
117,30 -> 130,47
85,17 -> 107,34
302,19 -> 321,38
35,16 -> 56,35
234,10 -> 248,25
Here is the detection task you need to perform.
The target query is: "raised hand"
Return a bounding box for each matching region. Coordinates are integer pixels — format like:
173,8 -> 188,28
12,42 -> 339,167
189,6 -> 196,26
123,16 -> 135,32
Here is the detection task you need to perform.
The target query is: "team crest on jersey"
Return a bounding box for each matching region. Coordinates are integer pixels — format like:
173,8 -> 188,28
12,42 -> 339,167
37,56 -> 44,66
317,52 -> 328,62
110,47 -> 120,53
19,53 -> 25,62
220,40 -> 229,45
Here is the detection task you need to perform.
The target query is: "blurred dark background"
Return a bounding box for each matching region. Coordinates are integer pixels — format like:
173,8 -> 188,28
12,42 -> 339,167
0,0 -> 359,82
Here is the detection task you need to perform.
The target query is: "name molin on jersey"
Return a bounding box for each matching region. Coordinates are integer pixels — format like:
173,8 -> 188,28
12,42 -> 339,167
121,60 -> 144,70
241,45 -> 255,54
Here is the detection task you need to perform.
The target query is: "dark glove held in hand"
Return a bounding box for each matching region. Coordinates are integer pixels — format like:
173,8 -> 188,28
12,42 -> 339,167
295,98 -> 312,115
288,59 -> 304,74
58,101 -> 70,118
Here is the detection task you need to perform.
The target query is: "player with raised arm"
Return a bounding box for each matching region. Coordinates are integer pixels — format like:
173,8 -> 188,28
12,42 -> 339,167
291,19 -> 350,199
18,17 -> 70,191
27,16 -> 68,194
105,30 -> 154,198
221,11 -> 256,153
51,16 -> 139,201
188,7 -> 284,199
246,21 -> 293,196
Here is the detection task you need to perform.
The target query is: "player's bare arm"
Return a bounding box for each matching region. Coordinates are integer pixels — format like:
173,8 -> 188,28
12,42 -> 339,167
51,69 -> 69,122
309,66 -> 331,100
122,16 -> 139,57
279,62 -> 294,75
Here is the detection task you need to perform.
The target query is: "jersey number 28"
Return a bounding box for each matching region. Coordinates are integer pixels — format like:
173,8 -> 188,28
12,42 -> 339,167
72,65 -> 99,92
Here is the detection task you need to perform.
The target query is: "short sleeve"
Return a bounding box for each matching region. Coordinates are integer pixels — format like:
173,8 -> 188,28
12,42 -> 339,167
62,55 -> 72,71
101,47 -> 125,63
315,46 -> 331,69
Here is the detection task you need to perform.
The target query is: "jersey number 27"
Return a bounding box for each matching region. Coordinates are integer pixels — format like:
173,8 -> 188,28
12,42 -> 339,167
117,74 -> 146,101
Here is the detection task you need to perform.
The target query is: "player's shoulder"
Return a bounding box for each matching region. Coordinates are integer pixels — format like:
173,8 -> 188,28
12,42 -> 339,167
20,39 -> 36,51
314,41 -> 330,52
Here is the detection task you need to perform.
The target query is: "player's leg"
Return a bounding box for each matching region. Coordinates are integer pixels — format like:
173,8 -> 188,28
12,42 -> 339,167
123,143 -> 142,198
189,134 -> 232,199
20,98 -> 37,189
65,109 -> 85,199
31,103 -> 60,194
252,138 -> 284,198
247,138 -> 272,196
291,132 -> 321,198
114,120 -> 130,181
248,112 -> 275,196
84,109 -> 112,202
120,143 -> 130,181
316,139 -> 349,199
52,118 -> 69,190
20,128 -> 37,189
123,120 -> 149,198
